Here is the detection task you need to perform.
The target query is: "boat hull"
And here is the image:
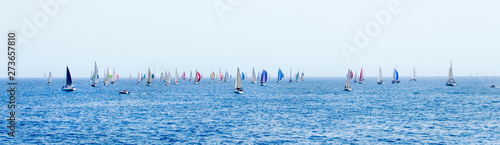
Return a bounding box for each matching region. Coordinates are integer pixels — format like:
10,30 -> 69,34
377,81 -> 384,84
91,84 -> 97,87
392,80 -> 400,84
446,82 -> 456,86
344,87 -> 352,91
62,86 -> 75,91
234,90 -> 243,94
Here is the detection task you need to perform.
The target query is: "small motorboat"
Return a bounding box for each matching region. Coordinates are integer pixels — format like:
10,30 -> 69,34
119,89 -> 129,94
490,85 -> 495,88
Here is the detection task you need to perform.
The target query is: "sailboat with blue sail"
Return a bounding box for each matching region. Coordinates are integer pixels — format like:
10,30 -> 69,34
260,69 -> 268,86
242,72 -> 245,80
277,68 -> 284,82
62,66 -> 76,91
392,68 -> 400,84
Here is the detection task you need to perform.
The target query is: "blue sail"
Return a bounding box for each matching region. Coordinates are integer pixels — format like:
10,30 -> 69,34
261,70 -> 268,83
242,72 -> 245,80
66,66 -> 72,85
395,70 -> 399,81
277,69 -> 283,81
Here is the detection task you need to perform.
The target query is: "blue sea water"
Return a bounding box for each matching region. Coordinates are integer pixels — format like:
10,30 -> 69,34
1,77 -> 499,144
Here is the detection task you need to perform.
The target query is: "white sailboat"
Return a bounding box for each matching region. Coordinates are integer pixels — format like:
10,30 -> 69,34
111,68 -> 118,84
104,67 -> 111,86
251,68 -> 257,83
219,69 -> 223,83
446,61 -> 456,86
189,70 -> 192,81
289,68 -> 293,82
136,70 -> 141,84
91,62 -> 99,87
344,69 -> 352,91
410,67 -> 416,81
61,66 -> 76,91
174,69 -> 179,84
146,68 -> 152,86
234,67 -> 243,93
166,71 -> 171,86
224,71 -> 229,82
377,67 -> 384,84
48,71 -> 52,85
353,71 -> 358,83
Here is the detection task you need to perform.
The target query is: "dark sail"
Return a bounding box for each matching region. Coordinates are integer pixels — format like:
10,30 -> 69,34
66,66 -> 73,85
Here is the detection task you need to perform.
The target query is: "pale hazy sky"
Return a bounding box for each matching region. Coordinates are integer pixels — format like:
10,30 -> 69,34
2,0 -> 500,78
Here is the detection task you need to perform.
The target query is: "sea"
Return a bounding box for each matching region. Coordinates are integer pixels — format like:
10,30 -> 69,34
1,77 -> 499,144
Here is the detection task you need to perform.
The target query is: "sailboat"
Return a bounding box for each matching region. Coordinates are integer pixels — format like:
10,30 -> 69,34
91,62 -> 99,87
194,70 -> 201,84
300,70 -> 305,81
295,71 -> 300,82
210,71 -> 215,81
182,71 -> 186,80
446,61 -> 456,86
224,71 -> 229,82
410,67 -> 416,81
260,69 -> 268,86
242,72 -> 246,80
234,67 -> 243,93
359,67 -> 365,84
289,68 -> 293,82
377,67 -> 384,84
146,68 -> 152,86
392,68 -> 400,84
61,66 -> 76,91
160,72 -> 165,82
111,68 -> 118,84
136,70 -> 141,84
48,71 -> 52,85
218,69 -> 223,83
166,71 -> 171,86
189,71 -> 192,81
104,67 -> 111,86
251,68 -> 257,83
174,69 -> 179,84
277,68 -> 284,82
344,69 -> 352,91
353,71 -> 358,83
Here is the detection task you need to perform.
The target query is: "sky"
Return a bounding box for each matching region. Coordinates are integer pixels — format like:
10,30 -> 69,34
1,0 -> 500,78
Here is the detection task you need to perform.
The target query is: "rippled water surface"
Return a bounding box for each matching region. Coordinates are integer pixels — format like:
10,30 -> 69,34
1,77 -> 499,144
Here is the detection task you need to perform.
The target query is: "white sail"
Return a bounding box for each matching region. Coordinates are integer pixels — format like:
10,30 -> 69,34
166,71 -> 171,85
251,68 -> 256,83
377,67 -> 383,84
189,71 -> 192,81
48,71 -> 52,85
411,67 -> 417,81
345,69 -> 352,91
104,67 -> 111,85
137,70 -> 141,84
353,71 -> 358,83
111,67 -> 117,84
146,68 -> 152,86
235,67 -> 243,93
175,68 -> 179,84
446,61 -> 456,86
92,62 -> 99,86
